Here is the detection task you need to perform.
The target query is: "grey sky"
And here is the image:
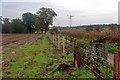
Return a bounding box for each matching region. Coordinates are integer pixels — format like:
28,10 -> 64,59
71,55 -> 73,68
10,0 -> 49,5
1,0 -> 119,26
0,0 -> 2,16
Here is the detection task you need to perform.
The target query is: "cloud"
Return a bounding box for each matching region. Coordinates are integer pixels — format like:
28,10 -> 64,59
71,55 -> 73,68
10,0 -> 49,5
2,2 -> 59,19
2,0 -> 119,26
0,1 -> 2,16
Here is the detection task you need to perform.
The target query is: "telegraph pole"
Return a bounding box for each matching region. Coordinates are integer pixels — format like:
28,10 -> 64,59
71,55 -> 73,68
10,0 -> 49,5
0,16 -> 2,24
70,15 -> 74,28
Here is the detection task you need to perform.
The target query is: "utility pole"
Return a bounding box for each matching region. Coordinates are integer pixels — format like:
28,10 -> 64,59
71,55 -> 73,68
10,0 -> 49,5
69,15 -> 74,28
0,16 -> 2,24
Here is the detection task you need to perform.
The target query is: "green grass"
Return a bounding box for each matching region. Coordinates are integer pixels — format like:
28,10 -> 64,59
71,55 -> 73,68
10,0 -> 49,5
99,66 -> 113,78
77,38 -> 90,46
77,39 -> 120,54
2,34 -> 96,78
107,43 -> 120,53
70,67 -> 95,78
61,53 -> 73,63
2,35 -> 56,78
7,60 -> 25,77
3,35 -> 68,78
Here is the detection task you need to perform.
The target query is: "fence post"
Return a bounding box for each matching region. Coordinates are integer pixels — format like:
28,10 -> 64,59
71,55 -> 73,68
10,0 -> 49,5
104,41 -> 108,62
114,52 -> 119,80
74,41 -> 82,68
48,32 -> 50,39
73,39 -> 76,66
55,34 -> 57,48
53,34 -> 55,45
74,39 -> 78,68
58,34 -> 60,49
72,38 -> 75,64
62,36 -> 65,53
118,52 -> 120,78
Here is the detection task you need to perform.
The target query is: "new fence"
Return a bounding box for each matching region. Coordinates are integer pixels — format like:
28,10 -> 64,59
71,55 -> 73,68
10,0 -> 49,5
46,31 -> 120,79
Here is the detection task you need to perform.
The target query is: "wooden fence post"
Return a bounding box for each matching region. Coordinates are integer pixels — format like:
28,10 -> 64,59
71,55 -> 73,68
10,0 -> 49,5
49,33 -> 52,42
48,32 -> 50,39
50,33 -> 51,40
104,41 -> 108,61
73,39 -> 76,66
118,52 -> 120,79
53,34 -> 55,44
54,34 -> 56,47
62,36 -> 65,53
72,38 -> 75,64
74,41 -> 83,68
114,52 -> 119,80
58,34 -> 60,49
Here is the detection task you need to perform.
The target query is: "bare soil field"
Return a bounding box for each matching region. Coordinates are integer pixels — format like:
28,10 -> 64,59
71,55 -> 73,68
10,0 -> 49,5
0,34 -> 41,51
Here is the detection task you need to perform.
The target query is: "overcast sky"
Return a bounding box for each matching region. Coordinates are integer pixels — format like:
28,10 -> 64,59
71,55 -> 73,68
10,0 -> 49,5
1,0 -> 120,26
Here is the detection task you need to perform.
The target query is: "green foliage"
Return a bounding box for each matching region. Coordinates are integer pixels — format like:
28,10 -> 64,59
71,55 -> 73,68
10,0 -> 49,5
7,60 -> 25,77
2,18 -> 26,33
62,53 -> 73,63
86,27 -> 93,31
50,28 -> 58,34
11,19 -> 26,33
78,39 -> 89,46
23,67 -> 39,78
52,71 -> 62,78
71,67 -> 95,78
36,7 -> 57,32
2,18 -> 13,33
22,12 -> 35,33
2,7 -> 57,33
3,18 -> 9,23
33,14 -> 43,33
99,66 -> 113,78
107,43 -> 120,53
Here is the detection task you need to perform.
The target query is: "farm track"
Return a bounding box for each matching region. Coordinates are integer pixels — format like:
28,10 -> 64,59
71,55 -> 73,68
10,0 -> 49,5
0,34 -> 40,51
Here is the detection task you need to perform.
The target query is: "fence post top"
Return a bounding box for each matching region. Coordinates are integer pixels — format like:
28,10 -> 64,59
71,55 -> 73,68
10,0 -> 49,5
114,52 -> 119,54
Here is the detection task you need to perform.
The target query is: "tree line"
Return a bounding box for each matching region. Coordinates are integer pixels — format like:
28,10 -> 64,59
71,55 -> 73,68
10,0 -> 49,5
1,7 -> 57,33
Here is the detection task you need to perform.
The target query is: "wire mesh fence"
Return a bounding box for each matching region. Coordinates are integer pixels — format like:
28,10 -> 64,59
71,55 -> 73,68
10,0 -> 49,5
46,31 -> 119,79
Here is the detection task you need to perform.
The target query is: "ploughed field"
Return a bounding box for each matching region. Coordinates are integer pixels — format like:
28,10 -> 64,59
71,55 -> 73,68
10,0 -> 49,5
1,34 -> 40,51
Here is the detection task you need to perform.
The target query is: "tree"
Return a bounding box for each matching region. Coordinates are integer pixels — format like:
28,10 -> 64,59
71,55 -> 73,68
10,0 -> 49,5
36,7 -> 57,32
22,12 -> 34,33
86,27 -> 93,31
3,18 -> 9,23
32,14 -> 43,33
11,19 -> 26,33
2,18 -> 13,33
